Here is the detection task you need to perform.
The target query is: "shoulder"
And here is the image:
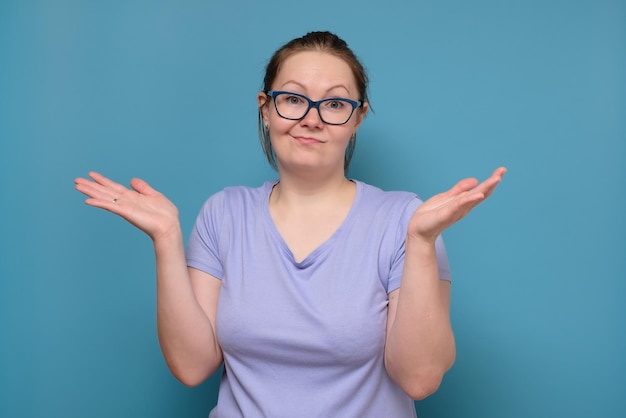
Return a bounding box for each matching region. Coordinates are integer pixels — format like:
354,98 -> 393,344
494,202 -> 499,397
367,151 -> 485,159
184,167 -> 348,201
222,180 -> 277,198
199,180 -> 277,213
354,180 -> 423,214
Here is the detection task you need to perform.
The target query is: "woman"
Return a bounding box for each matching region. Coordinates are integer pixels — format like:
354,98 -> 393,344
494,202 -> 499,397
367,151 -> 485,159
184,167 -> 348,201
75,31 -> 505,417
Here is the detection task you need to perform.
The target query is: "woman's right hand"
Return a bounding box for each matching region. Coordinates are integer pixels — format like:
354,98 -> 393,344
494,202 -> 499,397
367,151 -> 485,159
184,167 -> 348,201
74,172 -> 181,242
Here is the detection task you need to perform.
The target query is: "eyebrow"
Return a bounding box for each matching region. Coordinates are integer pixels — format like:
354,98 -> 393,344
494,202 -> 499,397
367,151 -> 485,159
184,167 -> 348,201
279,80 -> 353,97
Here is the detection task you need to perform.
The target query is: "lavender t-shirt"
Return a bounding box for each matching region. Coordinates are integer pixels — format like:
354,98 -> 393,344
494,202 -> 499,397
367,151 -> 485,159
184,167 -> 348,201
186,180 -> 451,418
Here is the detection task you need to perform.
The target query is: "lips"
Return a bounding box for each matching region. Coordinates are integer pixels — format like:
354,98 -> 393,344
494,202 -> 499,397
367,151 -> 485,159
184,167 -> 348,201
292,135 -> 324,144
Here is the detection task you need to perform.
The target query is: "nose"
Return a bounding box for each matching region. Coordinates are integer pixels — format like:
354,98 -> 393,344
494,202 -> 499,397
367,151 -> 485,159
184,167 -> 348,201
299,104 -> 324,128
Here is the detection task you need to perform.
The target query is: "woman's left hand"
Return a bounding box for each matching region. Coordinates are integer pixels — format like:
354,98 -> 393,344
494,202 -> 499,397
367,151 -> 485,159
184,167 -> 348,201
408,167 -> 507,243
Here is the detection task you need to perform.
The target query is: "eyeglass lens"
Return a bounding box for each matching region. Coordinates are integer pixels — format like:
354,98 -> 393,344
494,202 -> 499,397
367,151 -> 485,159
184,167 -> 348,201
274,93 -> 355,125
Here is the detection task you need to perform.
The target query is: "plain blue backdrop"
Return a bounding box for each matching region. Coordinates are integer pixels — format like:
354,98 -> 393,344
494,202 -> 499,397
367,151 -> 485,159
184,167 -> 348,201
1,1 -> 624,417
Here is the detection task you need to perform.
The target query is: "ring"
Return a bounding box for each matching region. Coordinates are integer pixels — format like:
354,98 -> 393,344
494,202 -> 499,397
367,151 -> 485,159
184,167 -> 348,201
112,198 -> 118,203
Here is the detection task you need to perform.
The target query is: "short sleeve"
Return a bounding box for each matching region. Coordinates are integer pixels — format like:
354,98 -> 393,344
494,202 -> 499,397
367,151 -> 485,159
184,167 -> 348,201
185,191 -> 226,280
387,197 -> 452,294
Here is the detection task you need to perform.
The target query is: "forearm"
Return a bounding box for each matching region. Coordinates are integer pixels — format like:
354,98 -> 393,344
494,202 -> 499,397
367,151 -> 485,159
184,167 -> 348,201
385,236 -> 456,399
153,228 -> 222,386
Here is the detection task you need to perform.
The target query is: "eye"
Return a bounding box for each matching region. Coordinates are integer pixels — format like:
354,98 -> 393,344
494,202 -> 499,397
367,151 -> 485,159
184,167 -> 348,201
323,100 -> 346,111
285,94 -> 305,105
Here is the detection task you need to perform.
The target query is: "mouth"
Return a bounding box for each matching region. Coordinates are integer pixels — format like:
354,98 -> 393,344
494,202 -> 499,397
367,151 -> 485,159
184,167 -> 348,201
292,135 -> 324,145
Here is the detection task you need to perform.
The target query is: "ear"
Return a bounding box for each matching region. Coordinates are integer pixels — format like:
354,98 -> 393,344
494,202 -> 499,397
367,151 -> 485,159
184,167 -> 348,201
353,102 -> 369,131
258,92 -> 270,126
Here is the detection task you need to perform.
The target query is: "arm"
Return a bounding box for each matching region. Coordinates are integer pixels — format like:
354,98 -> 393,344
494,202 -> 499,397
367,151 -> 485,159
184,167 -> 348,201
384,245 -> 454,400
154,232 -> 223,386
384,167 -> 506,399
75,172 -> 222,386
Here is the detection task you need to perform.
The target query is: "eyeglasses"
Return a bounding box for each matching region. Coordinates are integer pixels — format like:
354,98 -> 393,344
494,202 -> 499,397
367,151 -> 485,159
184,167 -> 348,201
266,91 -> 362,126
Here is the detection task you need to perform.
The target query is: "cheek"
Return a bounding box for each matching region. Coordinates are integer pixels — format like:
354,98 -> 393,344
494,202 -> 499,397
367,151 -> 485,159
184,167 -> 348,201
269,111 -> 299,134
326,129 -> 354,150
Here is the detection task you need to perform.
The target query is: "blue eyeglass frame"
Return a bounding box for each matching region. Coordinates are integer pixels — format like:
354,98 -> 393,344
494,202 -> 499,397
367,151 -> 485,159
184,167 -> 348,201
266,90 -> 362,125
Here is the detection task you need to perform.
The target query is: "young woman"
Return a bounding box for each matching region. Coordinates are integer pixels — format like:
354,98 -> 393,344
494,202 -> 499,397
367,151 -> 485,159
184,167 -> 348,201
75,31 -> 505,417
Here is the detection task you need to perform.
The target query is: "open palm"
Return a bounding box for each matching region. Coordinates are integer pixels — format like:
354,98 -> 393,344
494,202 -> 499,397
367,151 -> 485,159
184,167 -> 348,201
74,172 -> 180,241
408,167 -> 506,243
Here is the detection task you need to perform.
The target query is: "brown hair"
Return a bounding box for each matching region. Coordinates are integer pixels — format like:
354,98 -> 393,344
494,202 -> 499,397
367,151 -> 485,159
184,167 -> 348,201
258,31 -> 370,171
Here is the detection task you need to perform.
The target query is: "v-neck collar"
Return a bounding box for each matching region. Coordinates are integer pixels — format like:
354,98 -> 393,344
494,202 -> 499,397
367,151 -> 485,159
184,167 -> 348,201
262,180 -> 362,268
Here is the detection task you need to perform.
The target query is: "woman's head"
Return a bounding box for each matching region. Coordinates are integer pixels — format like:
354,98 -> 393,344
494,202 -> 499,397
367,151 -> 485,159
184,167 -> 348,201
258,31 -> 370,172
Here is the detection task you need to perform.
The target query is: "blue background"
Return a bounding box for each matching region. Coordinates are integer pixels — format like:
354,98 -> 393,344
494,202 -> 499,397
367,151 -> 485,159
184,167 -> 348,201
1,0 -> 624,417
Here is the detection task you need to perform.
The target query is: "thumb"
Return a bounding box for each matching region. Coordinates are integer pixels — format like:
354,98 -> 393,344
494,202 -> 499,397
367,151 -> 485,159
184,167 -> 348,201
447,177 -> 479,196
130,178 -> 159,196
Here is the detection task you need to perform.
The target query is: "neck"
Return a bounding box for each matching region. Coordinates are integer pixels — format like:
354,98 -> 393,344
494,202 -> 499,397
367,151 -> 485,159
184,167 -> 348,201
271,170 -> 353,209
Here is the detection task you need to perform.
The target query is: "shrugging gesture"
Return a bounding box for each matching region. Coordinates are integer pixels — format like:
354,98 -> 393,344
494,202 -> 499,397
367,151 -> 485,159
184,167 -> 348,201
74,31 -> 508,416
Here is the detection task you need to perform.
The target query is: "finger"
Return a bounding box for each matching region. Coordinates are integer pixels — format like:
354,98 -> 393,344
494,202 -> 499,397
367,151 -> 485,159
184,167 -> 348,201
88,172 -> 128,195
83,196 -> 123,213
486,167 -> 507,185
74,176 -> 96,192
474,178 -> 498,197
77,184 -> 123,208
428,167 -> 507,229
455,168 -> 506,212
452,191 -> 486,216
74,179 -> 93,198
75,178 -> 112,200
493,166 -> 507,178
446,178 -> 479,196
75,173 -> 127,204
130,177 -> 160,196
470,167 -> 506,198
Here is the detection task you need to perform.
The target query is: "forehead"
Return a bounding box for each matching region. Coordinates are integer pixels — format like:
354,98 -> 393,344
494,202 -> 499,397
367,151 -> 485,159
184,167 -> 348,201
274,50 -> 357,93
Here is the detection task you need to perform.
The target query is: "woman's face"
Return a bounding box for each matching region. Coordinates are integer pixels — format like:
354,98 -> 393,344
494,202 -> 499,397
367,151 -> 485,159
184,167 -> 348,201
259,51 -> 368,175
